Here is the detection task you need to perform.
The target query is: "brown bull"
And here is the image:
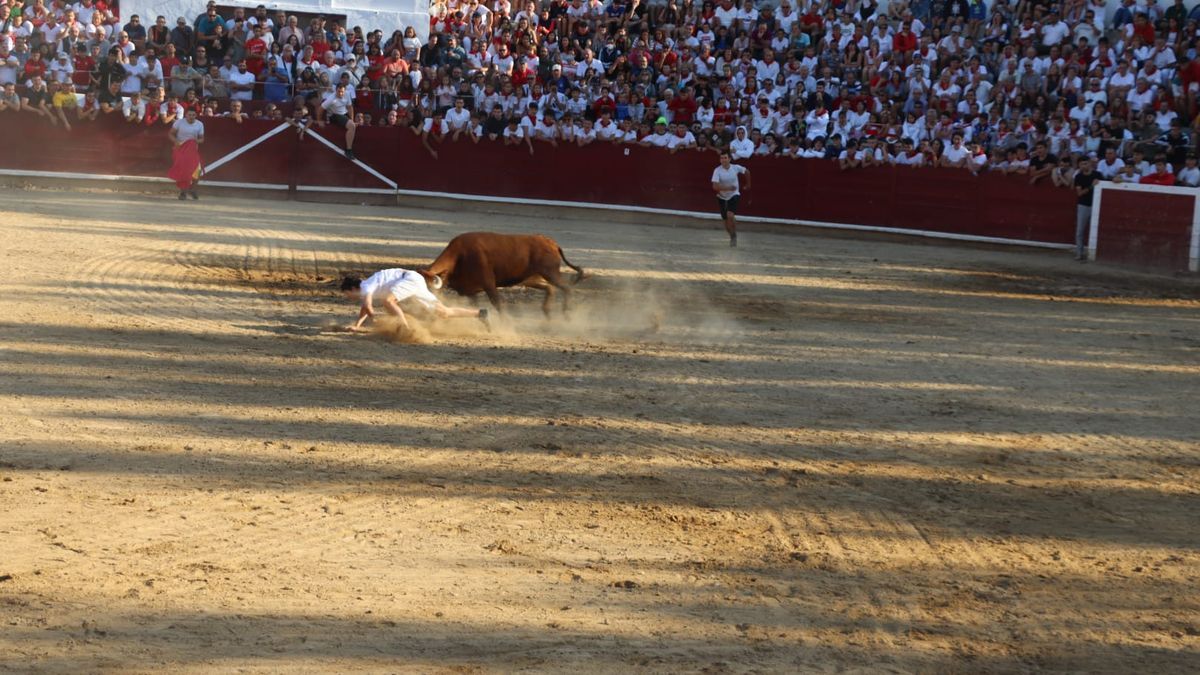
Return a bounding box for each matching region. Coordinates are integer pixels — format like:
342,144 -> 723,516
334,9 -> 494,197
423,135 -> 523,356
419,232 -> 588,316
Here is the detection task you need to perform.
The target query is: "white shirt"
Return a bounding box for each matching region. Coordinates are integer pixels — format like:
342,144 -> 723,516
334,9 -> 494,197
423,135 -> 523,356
321,90 -> 353,115
711,163 -> 747,200
729,135 -> 755,159
359,268 -> 436,305
1097,157 -> 1125,179
1041,20 -> 1070,47
227,68 -> 256,101
943,143 -> 970,163
594,119 -> 621,140
445,106 -> 471,129
1176,166 -> 1200,187
666,131 -> 696,149
422,117 -> 450,135
120,62 -> 144,94
172,117 -> 205,143
643,131 -> 671,147
0,54 -> 18,85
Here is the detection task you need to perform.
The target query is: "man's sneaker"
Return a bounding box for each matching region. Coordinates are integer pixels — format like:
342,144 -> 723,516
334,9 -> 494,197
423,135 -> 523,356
345,148 -> 356,160
178,191 -> 187,200
189,190 -> 199,200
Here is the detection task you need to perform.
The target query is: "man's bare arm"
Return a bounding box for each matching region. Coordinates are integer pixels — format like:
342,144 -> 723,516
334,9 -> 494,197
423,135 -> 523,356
351,296 -> 375,330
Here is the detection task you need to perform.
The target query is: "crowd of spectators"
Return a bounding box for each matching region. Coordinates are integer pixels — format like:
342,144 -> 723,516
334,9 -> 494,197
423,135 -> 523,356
2,0 -> 1200,186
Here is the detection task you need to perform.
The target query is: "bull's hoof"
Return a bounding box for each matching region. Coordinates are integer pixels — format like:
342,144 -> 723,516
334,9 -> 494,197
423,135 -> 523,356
478,308 -> 492,332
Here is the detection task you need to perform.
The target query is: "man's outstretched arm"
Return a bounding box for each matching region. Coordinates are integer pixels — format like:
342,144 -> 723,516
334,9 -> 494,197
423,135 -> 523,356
351,296 -> 375,330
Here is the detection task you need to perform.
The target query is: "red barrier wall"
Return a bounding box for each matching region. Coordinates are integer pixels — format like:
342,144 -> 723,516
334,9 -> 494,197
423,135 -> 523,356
0,115 -> 1077,245
1096,189 -> 1195,271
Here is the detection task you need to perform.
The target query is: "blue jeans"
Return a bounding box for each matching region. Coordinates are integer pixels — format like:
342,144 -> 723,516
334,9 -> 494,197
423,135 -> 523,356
1075,204 -> 1092,258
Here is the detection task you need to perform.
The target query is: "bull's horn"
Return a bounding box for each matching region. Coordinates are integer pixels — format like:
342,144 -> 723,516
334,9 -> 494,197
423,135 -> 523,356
430,275 -> 443,290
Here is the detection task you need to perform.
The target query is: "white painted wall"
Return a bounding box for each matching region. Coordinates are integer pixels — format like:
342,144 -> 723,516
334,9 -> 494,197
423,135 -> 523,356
122,0 -> 430,42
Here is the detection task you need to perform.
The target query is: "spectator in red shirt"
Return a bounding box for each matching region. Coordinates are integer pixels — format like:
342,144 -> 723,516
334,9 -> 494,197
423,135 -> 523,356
73,45 -> 97,90
1132,15 -> 1155,43
669,86 -> 699,124
22,51 -> 48,84
893,23 -> 918,60
592,85 -> 616,118
244,24 -> 269,77
1139,160 -> 1175,186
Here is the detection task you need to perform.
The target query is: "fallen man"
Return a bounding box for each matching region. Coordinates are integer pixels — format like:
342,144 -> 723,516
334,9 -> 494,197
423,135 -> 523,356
340,268 -> 489,333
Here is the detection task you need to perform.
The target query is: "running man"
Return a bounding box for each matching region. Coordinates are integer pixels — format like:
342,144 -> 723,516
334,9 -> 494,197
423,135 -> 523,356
341,268 -> 488,332
711,151 -> 751,247
168,106 -> 205,200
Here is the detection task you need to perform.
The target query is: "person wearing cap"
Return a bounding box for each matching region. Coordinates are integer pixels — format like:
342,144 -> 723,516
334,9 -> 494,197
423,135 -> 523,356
48,51 -> 73,85
170,17 -> 196,56
169,53 -> 201,98
711,150 -> 751,247
640,116 -> 672,147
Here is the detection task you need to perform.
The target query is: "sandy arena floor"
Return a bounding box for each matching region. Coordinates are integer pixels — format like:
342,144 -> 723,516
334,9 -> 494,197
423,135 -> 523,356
0,187 -> 1198,673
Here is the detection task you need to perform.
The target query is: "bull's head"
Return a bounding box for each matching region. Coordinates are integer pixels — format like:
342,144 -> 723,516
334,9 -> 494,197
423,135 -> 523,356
417,269 -> 444,290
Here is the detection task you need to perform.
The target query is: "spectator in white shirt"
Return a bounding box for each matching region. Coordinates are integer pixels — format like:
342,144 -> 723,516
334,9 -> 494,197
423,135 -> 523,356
729,125 -> 755,159
1176,156 -> 1200,186
667,124 -> 697,152
1096,147 -> 1125,179
226,58 -> 256,101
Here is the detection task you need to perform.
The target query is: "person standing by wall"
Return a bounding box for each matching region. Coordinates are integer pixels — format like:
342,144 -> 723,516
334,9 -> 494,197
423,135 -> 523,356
1072,157 -> 1101,262
168,106 -> 204,200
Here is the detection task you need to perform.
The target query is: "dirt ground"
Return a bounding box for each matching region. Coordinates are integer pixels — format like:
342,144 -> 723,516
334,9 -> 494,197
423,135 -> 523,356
0,187 -> 1198,674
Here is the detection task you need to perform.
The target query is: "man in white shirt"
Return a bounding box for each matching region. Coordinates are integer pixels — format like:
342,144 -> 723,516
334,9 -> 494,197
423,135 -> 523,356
120,58 -> 145,94
1176,156 -> 1200,186
226,58 -> 256,101
892,139 -> 925,166
594,111 -> 621,140
1125,79 -> 1155,115
711,150 -> 751,247
137,50 -> 165,88
640,117 -> 672,147
713,0 -> 739,29
1041,10 -> 1071,48
341,268 -> 488,334
445,97 -> 471,136
319,82 -> 357,159
1096,147 -> 1125,179
48,52 -> 74,84
0,47 -> 18,85
941,133 -> 970,168
667,124 -> 696,152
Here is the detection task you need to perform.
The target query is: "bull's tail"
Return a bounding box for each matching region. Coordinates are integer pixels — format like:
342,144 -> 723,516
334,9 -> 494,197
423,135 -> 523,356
559,247 -> 588,284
